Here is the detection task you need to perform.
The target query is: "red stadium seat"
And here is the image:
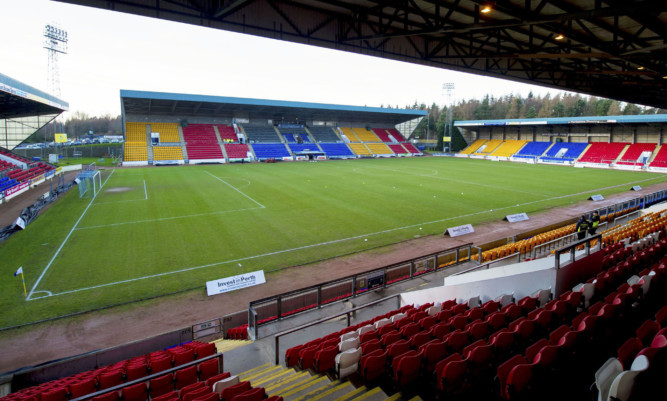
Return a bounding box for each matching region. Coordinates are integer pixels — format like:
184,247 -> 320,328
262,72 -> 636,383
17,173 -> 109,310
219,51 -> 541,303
230,387 -> 265,401
174,365 -> 198,390
220,381 -> 251,401
149,373 -> 174,398
122,383 -> 148,401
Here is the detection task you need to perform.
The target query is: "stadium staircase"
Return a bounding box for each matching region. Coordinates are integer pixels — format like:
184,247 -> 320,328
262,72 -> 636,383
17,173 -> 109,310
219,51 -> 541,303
177,126 -> 189,162
235,363 -> 418,401
145,125 -> 154,163
212,126 -> 229,160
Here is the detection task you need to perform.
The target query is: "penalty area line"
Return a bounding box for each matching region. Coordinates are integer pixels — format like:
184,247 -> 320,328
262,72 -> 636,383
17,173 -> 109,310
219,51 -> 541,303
26,169 -> 115,301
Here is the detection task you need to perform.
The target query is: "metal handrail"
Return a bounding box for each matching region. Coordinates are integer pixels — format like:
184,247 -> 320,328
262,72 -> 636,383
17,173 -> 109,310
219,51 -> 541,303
453,251 -> 521,276
69,352 -> 224,401
554,234 -> 602,270
273,294 -> 401,364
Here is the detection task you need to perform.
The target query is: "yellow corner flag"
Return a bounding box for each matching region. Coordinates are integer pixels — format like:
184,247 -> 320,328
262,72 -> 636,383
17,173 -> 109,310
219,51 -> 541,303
14,267 -> 27,297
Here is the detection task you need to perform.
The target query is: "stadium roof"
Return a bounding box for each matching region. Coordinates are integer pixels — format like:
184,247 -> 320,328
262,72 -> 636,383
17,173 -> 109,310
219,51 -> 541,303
121,90 -> 426,124
0,73 -> 68,118
455,114 -> 667,127
59,0 -> 667,108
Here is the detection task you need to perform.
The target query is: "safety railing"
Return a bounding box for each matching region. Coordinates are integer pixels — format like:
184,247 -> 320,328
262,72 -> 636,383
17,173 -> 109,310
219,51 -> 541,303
69,353 -> 224,401
247,243 -> 474,340
453,251 -> 521,276
273,294 -> 401,364
554,234 -> 602,270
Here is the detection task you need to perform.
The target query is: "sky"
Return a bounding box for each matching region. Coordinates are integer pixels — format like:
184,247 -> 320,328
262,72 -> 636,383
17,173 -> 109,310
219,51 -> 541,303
1,0 -> 566,118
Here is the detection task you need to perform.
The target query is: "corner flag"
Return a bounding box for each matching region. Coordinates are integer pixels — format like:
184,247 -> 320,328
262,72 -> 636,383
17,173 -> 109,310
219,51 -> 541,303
14,267 -> 27,297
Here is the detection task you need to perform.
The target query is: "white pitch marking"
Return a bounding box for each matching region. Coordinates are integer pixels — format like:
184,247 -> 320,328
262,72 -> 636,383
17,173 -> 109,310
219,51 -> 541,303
27,169 -> 115,300
204,170 -> 265,208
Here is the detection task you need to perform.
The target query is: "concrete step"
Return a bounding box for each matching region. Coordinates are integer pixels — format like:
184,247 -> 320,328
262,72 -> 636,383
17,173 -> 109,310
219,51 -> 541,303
296,381 -> 356,401
239,364 -> 284,382
252,367 -> 299,388
347,386 -> 388,401
277,375 -> 331,401
212,338 -> 252,354
264,370 -> 312,394
235,362 -> 273,378
332,385 -> 369,401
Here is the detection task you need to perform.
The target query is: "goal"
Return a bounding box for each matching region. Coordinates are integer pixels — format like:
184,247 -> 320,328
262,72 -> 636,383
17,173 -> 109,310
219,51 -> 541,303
77,170 -> 102,198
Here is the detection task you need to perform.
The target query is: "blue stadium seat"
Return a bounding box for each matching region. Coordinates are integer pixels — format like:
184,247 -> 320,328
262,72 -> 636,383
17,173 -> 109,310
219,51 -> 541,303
318,143 -> 354,157
252,144 -> 291,159
514,142 -> 552,159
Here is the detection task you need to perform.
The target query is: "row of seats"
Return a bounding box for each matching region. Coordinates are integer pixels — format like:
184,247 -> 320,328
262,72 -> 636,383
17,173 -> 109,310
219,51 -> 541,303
579,142 -> 629,164
182,125 -> 224,160
489,140 -> 528,157
125,123 -> 149,161
1,342 -> 216,401
153,147 -> 184,161
615,143 -> 656,166
150,124 -> 181,144
461,139 -> 667,168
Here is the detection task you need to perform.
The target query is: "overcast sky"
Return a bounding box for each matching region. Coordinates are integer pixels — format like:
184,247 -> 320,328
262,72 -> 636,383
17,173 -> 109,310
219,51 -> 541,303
2,0 -> 565,118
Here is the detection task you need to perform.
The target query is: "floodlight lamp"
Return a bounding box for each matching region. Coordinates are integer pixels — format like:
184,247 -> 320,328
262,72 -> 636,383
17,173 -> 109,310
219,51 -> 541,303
480,5 -> 492,13
554,34 -> 565,41
637,66 -> 645,70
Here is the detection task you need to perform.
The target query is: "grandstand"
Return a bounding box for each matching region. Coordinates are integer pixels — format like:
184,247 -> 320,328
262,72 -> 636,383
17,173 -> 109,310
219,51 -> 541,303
348,143 -> 372,156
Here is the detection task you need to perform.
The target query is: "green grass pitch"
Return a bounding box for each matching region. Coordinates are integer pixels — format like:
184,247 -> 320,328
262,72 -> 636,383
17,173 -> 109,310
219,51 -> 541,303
1,157 -> 663,328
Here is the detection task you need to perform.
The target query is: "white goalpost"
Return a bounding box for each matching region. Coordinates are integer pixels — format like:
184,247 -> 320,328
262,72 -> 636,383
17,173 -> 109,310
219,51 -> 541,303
77,163 -> 103,198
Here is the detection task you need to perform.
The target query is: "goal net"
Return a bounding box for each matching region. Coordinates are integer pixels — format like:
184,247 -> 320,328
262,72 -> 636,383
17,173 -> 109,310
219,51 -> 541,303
78,170 -> 102,198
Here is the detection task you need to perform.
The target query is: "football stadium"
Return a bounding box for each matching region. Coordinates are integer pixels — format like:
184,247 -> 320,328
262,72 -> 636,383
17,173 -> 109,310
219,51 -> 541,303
1,1 -> 667,401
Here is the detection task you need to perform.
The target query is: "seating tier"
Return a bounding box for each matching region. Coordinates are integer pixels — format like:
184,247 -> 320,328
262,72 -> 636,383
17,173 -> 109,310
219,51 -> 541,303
153,146 -> 183,161
514,142 -> 552,158
348,143 -> 372,156
366,143 -> 393,155
251,144 -> 290,159
578,142 -> 628,164
318,143 -> 353,157
541,142 -> 588,161
242,126 -> 281,143
182,124 -> 224,160
350,127 -> 380,142
489,140 -> 528,157
616,143 -> 656,165
224,144 -> 249,159
460,139 -> 487,155
648,145 -> 667,168
149,123 -> 180,143
307,127 -> 340,142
